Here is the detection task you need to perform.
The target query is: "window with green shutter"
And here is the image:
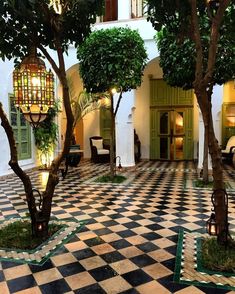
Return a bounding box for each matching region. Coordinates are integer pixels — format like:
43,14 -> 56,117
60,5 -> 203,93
9,95 -> 31,160
100,107 -> 112,145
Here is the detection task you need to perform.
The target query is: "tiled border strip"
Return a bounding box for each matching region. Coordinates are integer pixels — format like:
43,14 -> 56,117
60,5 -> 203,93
174,229 -> 235,291
137,167 -> 196,173
0,217 -> 85,266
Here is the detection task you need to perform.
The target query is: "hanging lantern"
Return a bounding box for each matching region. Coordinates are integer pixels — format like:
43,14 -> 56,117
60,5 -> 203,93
13,47 -> 54,127
50,0 -> 62,14
206,212 -> 219,236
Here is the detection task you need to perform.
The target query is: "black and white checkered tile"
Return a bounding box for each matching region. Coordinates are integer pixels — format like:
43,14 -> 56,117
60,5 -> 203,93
0,160 -> 235,293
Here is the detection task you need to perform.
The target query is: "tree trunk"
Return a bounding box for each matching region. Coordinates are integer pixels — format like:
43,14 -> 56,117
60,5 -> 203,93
109,92 -> 115,180
197,88 -> 227,244
202,118 -> 209,183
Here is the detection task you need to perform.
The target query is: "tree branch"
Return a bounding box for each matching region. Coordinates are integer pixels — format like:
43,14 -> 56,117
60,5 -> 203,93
204,0 -> 231,85
189,0 -> 204,90
0,102 -> 37,215
114,89 -> 123,117
38,45 -> 61,80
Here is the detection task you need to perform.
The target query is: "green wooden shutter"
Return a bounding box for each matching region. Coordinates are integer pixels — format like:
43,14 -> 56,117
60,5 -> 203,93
172,88 -> 193,106
150,79 -> 193,107
9,95 -> 31,160
150,79 -> 171,107
184,108 -> 194,160
150,109 -> 158,159
100,108 -> 111,145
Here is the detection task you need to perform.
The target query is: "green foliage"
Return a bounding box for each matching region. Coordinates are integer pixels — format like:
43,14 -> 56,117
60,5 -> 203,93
147,1 -> 235,88
0,220 -> 62,250
68,76 -> 110,128
94,175 -> 127,183
33,103 -> 60,154
77,27 -> 148,93
201,237 -> 235,272
0,0 -> 105,62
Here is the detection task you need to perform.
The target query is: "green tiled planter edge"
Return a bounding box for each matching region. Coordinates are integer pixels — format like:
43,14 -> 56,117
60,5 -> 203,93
0,217 -> 85,266
174,229 -> 235,291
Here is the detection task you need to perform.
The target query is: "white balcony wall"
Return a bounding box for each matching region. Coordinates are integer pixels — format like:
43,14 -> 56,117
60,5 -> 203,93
198,85 -> 223,170
115,91 -> 135,167
118,0 -> 131,20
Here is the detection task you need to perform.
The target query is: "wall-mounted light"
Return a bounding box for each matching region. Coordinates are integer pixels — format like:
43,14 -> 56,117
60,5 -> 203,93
13,47 -> 54,128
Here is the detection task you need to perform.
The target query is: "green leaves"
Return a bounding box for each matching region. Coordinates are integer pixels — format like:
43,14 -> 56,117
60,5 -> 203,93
33,103 -> 60,154
77,27 -> 148,93
147,1 -> 235,89
0,0 -> 105,61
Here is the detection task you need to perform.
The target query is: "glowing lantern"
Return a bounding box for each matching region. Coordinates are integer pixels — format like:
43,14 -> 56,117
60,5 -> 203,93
13,47 -> 54,127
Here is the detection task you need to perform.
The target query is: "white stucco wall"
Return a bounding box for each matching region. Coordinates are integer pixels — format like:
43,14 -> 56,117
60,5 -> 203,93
115,91 -> 135,166
0,60 -> 38,176
134,57 -> 162,159
118,0 -> 131,20
83,110 -> 100,158
197,85 -> 223,169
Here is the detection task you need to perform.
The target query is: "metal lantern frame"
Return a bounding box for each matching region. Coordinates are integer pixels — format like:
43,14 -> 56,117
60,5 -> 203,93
206,212 -> 219,236
13,47 -> 54,127
206,189 -> 229,244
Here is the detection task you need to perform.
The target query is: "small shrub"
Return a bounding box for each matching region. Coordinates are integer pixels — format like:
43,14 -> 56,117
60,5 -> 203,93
0,220 -> 62,250
201,237 -> 235,272
94,175 -> 127,184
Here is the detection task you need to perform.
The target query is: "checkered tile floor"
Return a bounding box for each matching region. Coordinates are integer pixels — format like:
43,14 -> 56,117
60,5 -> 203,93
0,160 -> 235,294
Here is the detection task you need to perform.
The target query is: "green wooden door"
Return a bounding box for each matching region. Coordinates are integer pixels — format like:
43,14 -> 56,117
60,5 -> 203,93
9,95 -> 31,160
150,79 -> 194,160
150,109 -> 193,160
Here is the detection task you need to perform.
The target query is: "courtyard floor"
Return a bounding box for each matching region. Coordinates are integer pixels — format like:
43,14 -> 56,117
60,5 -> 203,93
0,160 -> 235,294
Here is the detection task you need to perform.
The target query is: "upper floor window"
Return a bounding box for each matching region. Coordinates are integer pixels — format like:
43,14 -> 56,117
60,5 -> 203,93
131,0 -> 144,18
9,95 -> 31,160
103,0 -> 118,22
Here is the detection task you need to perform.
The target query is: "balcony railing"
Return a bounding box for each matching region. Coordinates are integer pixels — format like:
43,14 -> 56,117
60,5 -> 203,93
96,0 -> 145,23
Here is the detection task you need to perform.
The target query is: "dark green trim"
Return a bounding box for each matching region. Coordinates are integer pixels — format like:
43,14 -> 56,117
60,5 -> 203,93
173,228 -> 184,283
0,217 -> 86,266
174,229 -> 235,291
8,94 -> 32,160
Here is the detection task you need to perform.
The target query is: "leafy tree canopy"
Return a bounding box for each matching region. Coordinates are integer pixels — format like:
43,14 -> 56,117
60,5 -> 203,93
146,0 -> 235,88
0,0 -> 104,62
77,27 -> 148,93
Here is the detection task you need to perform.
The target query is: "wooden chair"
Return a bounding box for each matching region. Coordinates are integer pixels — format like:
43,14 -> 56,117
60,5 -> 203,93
90,136 -> 110,163
221,136 -> 235,161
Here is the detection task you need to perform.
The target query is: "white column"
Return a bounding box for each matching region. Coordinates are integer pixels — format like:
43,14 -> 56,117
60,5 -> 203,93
197,84 -> 223,171
115,90 -> 135,167
118,0 -> 131,20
